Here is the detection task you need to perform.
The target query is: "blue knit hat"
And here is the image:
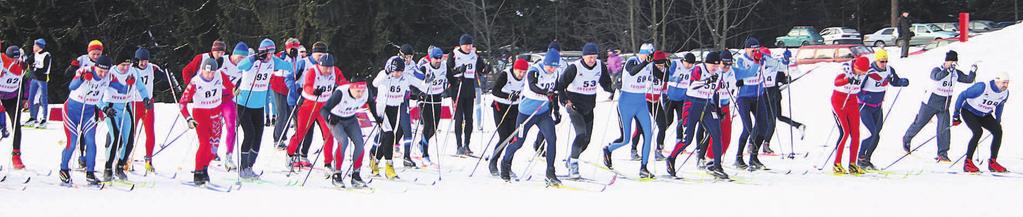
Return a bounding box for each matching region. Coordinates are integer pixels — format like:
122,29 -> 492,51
704,52 -> 721,64
135,47 -> 150,60
319,54 -> 335,67
582,42 -> 599,56
429,46 -> 443,59
744,37 -> 760,48
259,39 -> 276,52
548,41 -> 561,51
543,48 -> 561,67
34,39 -> 46,48
5,46 -> 19,58
233,42 -> 249,56
95,55 -> 113,70
639,43 -> 655,55
459,34 -> 474,45
386,57 -> 405,72
720,50 -> 734,64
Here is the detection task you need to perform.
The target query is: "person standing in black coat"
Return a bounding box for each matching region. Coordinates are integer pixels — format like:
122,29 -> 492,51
897,11 -> 913,58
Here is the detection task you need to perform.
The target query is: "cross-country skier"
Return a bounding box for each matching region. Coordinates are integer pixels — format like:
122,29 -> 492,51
857,49 -> 909,170
628,49 -> 670,161
322,81 -> 370,188
412,46 -> 449,167
286,54 -> 344,170
25,38 -> 51,129
758,47 -> 800,154
130,47 -> 162,172
446,34 -> 488,156
179,57 -> 233,185
98,51 -> 150,181
953,72 -> 1009,173
487,58 -> 526,176
67,40 -> 104,169
665,50 -> 730,180
234,39 -> 293,179
1,46 -> 26,169
556,42 -> 613,179
602,46 -> 666,179
620,43 -> 655,161
213,42 -> 248,171
371,57 -> 411,179
830,56 -> 869,175
732,37 -> 773,170
902,50 -> 975,162
271,38 -> 301,151
287,42 -> 340,164
181,40 -> 227,85
500,49 -> 562,186
60,55 -> 126,186
664,53 -> 697,149
695,53 -> 737,167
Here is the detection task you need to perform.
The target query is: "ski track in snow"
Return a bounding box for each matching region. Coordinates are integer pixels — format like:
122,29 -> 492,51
3,25 -> 1023,217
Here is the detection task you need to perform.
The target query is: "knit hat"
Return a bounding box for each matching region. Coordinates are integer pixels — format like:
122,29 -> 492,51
5,46 -> 19,58
720,50 -> 734,64
311,41 -> 328,53
258,39 -> 276,52
459,34 -> 474,45
135,47 -> 150,60
705,51 -> 721,64
653,51 -> 668,64
543,49 -> 561,67
386,57 -> 405,72
874,49 -> 888,61
853,56 -> 870,72
349,81 -> 368,89
232,42 -> 249,56
548,41 -> 561,51
318,54 -> 335,67
582,42 -> 599,56
995,71 -> 1010,81
95,55 -> 113,70
297,46 -> 306,53
201,56 -> 219,71
513,59 -> 529,71
400,44 -> 414,56
211,40 -> 227,52
639,43 -> 655,55
284,38 -> 301,51
744,37 -> 760,48
760,47 -> 772,55
683,53 -> 696,64
945,50 -> 958,61
88,40 -> 104,52
428,46 -> 444,59
34,38 -> 46,48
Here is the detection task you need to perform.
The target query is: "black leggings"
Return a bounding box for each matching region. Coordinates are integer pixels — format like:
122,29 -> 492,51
238,106 -> 264,169
567,107 -> 595,159
452,80 -> 476,150
376,106 -> 403,160
491,102 -> 518,162
2,98 -> 22,150
962,110 -> 1003,160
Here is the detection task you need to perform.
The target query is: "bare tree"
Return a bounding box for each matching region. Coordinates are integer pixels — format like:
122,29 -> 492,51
690,0 -> 762,49
439,0 -> 513,55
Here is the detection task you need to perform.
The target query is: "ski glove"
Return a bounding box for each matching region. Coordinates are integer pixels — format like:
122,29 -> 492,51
187,117 -> 199,129
80,71 -> 94,81
552,111 -> 562,124
509,91 -> 520,102
126,76 -> 136,86
952,115 -> 962,126
102,106 -> 117,118
313,87 -> 326,96
736,79 -> 744,87
970,64 -> 978,74
326,114 -> 341,125
143,98 -> 154,109
892,78 -> 910,87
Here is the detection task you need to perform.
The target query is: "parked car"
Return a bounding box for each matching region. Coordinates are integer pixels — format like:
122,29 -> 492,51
994,21 -> 1020,29
930,22 -> 959,32
910,23 -> 958,45
775,26 -> 825,48
819,27 -> 862,44
969,20 -> 1002,33
909,38 -> 959,56
863,27 -> 898,47
794,44 -> 873,65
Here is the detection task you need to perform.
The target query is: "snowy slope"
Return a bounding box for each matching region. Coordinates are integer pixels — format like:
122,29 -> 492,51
2,25 -> 1022,217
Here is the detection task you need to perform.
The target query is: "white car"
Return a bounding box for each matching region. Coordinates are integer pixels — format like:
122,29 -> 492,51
863,25 -> 957,47
820,27 -> 862,45
863,27 -> 898,47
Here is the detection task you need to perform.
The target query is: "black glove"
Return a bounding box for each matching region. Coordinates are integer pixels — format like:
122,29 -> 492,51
709,74 -> 719,82
455,65 -> 468,74
187,117 -> 199,129
143,98 -> 154,109
509,91 -> 520,102
552,111 -> 562,124
777,72 -> 789,84
424,72 -> 435,83
313,87 -> 326,96
288,49 -> 298,58
848,77 -> 861,85
736,79 -> 745,87
103,106 -> 117,118
256,50 -> 269,61
327,114 -> 341,125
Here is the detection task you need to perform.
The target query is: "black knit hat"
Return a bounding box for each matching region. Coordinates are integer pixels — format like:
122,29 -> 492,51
945,50 -> 958,61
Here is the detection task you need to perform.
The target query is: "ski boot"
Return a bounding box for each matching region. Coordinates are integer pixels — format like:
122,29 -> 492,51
115,163 -> 129,180
566,159 -> 581,179
963,160 -> 980,173
733,156 -> 748,170
902,141 -> 911,153
144,156 -> 155,173
639,165 -> 654,179
545,173 -> 562,187
654,150 -> 666,161
488,159 -> 501,177
832,163 -> 847,175
988,159 -> 1008,173
193,169 -> 209,185
707,163 -> 730,180
369,157 -> 380,176
85,171 -> 100,185
935,154 -> 951,163
421,156 -> 433,167
857,158 -> 877,171
384,160 -> 398,179
665,157 -> 677,177
103,168 -> 114,181
351,169 -> 367,188
848,164 -> 865,175
748,156 -> 767,171
240,168 -> 261,179
224,154 -> 236,171
287,155 -> 302,170
11,150 -> 25,170
275,141 -> 287,151
629,148 -> 641,161
78,157 -> 86,170
797,124 -> 806,140
602,146 -> 614,169
59,169 -> 72,185
761,144 -> 776,155
36,120 -> 47,129
331,172 -> 345,187
23,119 -> 36,128
403,156 -> 418,169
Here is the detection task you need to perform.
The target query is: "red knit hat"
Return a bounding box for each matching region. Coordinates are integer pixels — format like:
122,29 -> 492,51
211,40 -> 227,52
853,56 -> 870,72
87,40 -> 104,52
513,59 -> 529,71
653,51 -> 667,61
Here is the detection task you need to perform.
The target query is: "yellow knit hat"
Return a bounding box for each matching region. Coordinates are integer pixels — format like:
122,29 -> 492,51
874,49 -> 888,61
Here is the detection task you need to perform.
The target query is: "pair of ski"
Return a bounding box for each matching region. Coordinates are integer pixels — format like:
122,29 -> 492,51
181,181 -> 234,192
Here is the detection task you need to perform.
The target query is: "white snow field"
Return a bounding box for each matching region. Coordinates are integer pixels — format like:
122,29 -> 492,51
3,25 -> 1022,217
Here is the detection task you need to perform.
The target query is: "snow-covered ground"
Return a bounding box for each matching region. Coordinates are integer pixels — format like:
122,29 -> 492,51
3,25 -> 1022,217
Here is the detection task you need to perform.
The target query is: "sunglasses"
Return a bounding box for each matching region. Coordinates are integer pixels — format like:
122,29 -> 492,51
878,61 -> 888,63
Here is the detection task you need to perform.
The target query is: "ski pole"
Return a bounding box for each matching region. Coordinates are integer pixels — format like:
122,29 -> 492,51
949,134 -> 992,168
784,66 -> 797,159
468,98 -> 516,177
882,127 -> 948,170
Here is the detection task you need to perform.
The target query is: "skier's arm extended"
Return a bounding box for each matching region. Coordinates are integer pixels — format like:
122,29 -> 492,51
953,82 -> 985,118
